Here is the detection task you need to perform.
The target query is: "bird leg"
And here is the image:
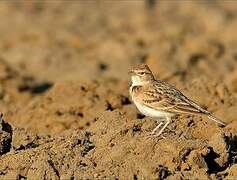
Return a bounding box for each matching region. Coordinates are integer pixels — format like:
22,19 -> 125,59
151,121 -> 163,135
154,117 -> 171,137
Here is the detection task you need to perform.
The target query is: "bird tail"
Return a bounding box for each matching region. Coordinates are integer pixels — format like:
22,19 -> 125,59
207,114 -> 226,126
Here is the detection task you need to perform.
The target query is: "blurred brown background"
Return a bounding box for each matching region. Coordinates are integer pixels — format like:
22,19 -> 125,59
0,1 -> 237,179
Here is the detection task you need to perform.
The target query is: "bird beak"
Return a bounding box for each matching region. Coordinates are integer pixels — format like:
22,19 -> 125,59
129,70 -> 135,75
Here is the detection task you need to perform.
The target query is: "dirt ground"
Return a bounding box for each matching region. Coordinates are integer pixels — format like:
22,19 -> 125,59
0,1 -> 237,179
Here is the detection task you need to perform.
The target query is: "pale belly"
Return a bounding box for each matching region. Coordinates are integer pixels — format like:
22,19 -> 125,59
129,86 -> 175,118
133,100 -> 174,118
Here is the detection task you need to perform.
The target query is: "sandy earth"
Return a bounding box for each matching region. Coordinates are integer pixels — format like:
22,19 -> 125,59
0,1 -> 237,179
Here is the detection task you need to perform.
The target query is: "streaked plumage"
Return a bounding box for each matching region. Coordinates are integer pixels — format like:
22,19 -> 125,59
129,64 -> 225,137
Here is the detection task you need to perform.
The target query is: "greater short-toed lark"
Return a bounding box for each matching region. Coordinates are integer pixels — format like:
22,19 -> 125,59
129,64 -> 225,137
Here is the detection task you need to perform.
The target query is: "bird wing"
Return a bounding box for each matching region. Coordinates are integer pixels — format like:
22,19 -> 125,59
139,81 -> 226,125
140,82 -> 204,114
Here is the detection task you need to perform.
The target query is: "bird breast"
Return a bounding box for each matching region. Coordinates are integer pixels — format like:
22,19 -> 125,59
133,99 -> 174,118
130,85 -> 174,118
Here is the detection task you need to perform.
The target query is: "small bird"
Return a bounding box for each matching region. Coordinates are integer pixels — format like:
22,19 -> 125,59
129,64 -> 225,137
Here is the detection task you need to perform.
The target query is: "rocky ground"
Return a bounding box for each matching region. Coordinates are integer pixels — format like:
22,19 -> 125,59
0,1 -> 237,179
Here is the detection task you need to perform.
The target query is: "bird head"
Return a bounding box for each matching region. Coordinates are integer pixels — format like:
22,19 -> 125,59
129,64 -> 155,85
